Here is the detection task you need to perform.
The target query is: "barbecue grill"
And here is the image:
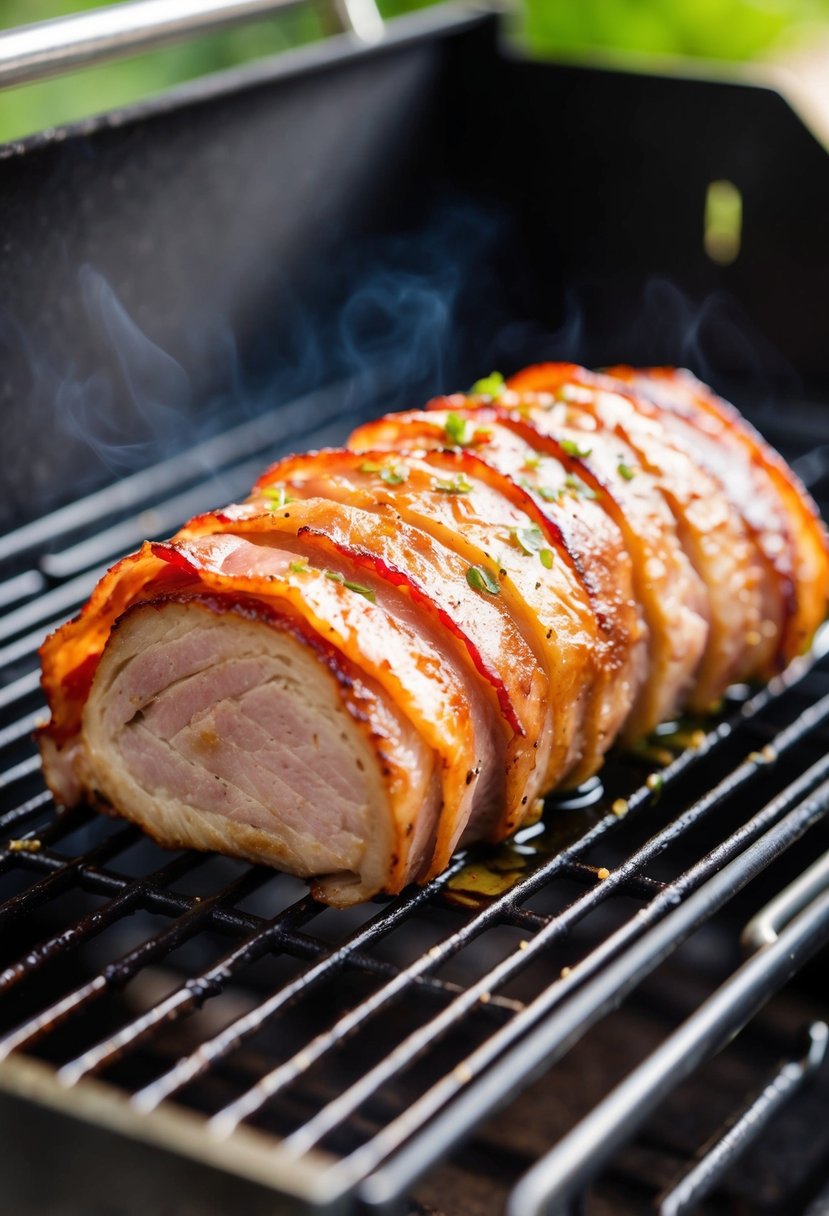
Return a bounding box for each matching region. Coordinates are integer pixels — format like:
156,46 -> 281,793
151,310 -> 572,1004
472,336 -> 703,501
3,4 -> 829,1213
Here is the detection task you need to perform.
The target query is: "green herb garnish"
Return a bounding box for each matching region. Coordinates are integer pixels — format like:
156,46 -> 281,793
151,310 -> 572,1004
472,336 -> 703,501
443,412 -> 490,448
469,371 -> 505,399
435,473 -> 473,495
560,438 -> 592,459
324,569 -> 376,602
539,548 -> 554,569
511,524 -> 544,556
262,485 -> 295,509
617,461 -> 636,481
358,460 -> 408,486
564,474 -> 598,500
289,560 -> 309,574
523,454 -> 541,471
466,565 -> 500,595
535,484 -> 562,503
444,412 -> 474,446
344,580 -> 376,602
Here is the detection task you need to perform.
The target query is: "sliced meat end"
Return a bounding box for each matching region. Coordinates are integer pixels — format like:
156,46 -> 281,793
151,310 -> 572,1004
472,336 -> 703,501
161,526 -> 508,867
77,597 -> 438,907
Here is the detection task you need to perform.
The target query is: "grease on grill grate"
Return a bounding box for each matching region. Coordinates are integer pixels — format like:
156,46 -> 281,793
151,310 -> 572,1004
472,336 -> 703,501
2,391 -> 829,1213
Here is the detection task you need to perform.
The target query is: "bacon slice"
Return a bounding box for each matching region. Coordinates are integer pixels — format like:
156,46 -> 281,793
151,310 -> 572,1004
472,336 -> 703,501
38,364 -> 828,906
416,397 -> 709,736
607,366 -> 829,667
347,416 -> 647,771
257,449 -> 595,795
506,364 -> 765,709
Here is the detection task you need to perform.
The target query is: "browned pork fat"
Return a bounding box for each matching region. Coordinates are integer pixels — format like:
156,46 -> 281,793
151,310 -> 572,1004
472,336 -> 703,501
38,364 -> 829,906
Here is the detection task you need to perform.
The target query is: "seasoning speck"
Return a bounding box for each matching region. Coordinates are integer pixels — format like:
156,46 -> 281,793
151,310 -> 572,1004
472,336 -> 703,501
8,838 -> 41,853
646,772 -> 664,793
597,866 -> 610,881
611,798 -> 629,817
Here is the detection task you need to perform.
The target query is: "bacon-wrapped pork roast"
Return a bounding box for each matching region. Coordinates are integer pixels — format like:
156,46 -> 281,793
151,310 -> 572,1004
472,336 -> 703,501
38,364 -> 829,905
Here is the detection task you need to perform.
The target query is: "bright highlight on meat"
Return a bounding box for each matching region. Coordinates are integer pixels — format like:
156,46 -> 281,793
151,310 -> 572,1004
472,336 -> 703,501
38,364 -> 829,906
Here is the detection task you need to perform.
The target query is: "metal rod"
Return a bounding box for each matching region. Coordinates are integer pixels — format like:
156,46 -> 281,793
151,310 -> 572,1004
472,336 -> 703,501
356,783 -> 829,1207
505,890 -> 829,1216
657,1022 -> 828,1216
742,847 -> 829,953
0,0 -> 312,90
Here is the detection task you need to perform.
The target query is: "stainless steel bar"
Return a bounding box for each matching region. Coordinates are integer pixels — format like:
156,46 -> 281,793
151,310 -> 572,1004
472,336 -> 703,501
505,889 -> 829,1216
657,1022 -> 829,1216
0,0 -> 388,90
0,0 -> 309,90
742,847 -> 829,952
356,781 -> 829,1207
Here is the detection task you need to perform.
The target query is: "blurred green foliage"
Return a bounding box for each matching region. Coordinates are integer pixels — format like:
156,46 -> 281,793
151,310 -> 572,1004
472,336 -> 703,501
522,0 -> 829,61
1,0 -> 828,144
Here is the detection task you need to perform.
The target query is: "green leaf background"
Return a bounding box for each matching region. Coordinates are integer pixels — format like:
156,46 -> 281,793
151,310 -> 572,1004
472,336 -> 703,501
0,0 -> 828,143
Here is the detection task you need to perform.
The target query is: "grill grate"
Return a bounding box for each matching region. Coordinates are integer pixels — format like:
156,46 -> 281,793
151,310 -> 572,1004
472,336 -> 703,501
2,383 -> 829,1214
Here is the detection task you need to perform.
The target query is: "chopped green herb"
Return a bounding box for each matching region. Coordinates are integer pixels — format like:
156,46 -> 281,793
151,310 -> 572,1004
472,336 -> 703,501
444,411 -> 474,446
435,473 -> 473,494
344,580 -> 376,602
539,548 -> 554,569
262,485 -> 295,509
324,569 -> 376,602
358,460 -> 408,486
560,438 -> 592,459
466,565 -> 500,595
523,454 -> 541,471
535,484 -> 561,503
617,461 -> 636,481
511,524 -> 544,556
564,474 -> 598,500
379,466 -> 407,486
443,412 -> 490,448
289,560 -> 309,574
469,371 -> 505,398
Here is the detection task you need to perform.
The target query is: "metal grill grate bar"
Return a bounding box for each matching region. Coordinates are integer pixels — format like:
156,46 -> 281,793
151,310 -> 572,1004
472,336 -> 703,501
355,780 -> 829,1206
272,749 -> 829,1161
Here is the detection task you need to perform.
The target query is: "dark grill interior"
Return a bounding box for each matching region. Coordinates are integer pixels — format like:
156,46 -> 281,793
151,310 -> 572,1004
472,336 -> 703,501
4,9 -> 829,1213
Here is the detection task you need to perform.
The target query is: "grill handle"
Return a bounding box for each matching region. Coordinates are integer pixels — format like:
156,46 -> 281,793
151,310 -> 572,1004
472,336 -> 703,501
0,0 -> 383,90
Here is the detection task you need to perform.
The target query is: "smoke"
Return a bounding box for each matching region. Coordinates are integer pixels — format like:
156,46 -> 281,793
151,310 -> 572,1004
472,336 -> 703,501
56,266 -> 193,475
614,278 -> 799,403
1,193 -> 797,534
